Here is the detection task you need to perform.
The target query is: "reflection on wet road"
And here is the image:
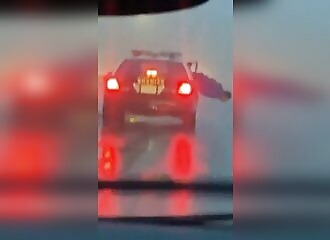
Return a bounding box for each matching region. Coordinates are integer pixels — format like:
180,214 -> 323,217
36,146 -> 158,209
98,97 -> 233,182
97,100 -> 234,218
98,189 -> 232,218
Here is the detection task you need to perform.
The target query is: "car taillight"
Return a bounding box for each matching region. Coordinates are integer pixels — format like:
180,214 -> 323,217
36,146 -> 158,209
106,78 -> 119,90
178,82 -> 192,95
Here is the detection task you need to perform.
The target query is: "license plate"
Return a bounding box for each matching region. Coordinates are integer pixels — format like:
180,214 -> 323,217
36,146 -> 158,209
134,77 -> 165,95
141,85 -> 157,94
140,78 -> 162,85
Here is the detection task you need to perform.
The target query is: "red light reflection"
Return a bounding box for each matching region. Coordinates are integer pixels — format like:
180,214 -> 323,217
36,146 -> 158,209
0,189 -> 54,220
168,190 -> 192,216
166,134 -> 206,182
0,130 -> 61,182
233,133 -> 270,182
98,190 -> 119,217
98,135 -> 123,180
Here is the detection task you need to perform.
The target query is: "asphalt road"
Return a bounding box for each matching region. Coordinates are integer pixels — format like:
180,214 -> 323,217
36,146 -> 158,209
98,96 -> 233,182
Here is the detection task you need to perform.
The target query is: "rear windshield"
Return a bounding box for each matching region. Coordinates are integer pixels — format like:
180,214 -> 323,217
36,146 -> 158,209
115,59 -> 189,83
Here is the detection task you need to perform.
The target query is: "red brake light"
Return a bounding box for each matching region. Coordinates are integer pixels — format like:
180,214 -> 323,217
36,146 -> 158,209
106,78 -> 119,90
178,82 -> 192,95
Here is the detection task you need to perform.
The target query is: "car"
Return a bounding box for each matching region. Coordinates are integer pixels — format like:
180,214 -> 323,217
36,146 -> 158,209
102,50 -> 199,132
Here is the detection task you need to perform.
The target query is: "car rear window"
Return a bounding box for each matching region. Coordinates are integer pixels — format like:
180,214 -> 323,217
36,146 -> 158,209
115,59 -> 189,83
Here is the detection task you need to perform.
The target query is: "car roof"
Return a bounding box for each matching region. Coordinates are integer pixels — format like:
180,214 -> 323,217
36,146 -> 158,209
116,58 -> 193,80
125,57 -> 184,64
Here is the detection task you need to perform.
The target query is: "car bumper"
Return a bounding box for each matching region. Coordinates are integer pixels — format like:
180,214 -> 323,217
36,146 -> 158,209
104,93 -> 198,116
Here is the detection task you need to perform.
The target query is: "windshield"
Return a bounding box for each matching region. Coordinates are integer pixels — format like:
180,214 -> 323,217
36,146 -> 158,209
98,0 -> 232,218
98,0 -> 232,183
115,59 -> 190,83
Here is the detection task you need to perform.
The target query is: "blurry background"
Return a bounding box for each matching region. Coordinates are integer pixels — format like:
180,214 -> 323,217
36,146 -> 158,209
234,0 -> 330,181
234,0 -> 330,224
0,15 -> 97,222
235,0 -> 330,88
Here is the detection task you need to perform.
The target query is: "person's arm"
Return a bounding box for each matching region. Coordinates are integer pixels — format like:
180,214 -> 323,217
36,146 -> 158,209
193,72 -> 231,102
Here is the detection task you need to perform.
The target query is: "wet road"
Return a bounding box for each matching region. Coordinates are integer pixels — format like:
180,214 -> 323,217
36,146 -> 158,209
98,96 -> 233,182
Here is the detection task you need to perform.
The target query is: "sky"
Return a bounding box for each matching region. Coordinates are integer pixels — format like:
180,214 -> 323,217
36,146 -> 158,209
98,0 -> 232,89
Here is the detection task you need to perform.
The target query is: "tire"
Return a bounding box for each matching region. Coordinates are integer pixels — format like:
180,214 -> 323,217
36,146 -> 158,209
103,104 -> 125,133
181,110 -> 196,133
